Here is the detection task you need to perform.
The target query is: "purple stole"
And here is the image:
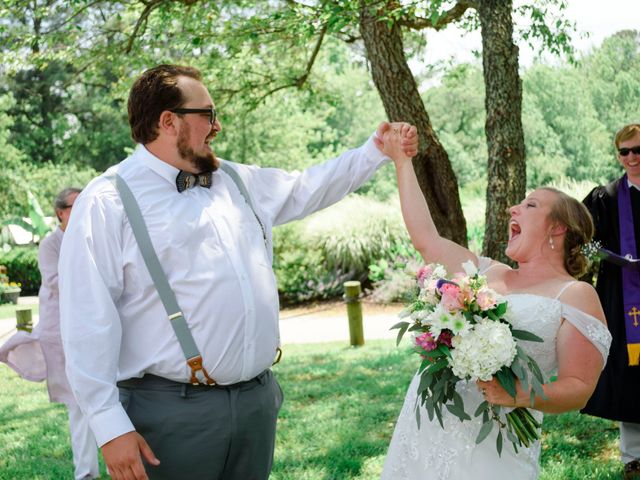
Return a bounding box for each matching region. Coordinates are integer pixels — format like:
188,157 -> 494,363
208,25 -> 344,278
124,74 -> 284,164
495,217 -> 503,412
619,175 -> 640,366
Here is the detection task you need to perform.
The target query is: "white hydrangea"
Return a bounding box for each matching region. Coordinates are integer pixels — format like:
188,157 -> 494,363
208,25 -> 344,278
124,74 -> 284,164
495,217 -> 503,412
449,319 -> 517,381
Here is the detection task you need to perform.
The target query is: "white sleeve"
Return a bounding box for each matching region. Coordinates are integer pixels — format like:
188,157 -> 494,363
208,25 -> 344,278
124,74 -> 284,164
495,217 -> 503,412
561,302 -> 612,367
236,134 -> 389,226
58,182 -> 135,447
477,256 -> 494,274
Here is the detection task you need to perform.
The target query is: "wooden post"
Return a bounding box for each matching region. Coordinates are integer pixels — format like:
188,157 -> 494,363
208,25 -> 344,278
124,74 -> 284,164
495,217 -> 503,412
344,281 -> 364,346
15,307 -> 33,333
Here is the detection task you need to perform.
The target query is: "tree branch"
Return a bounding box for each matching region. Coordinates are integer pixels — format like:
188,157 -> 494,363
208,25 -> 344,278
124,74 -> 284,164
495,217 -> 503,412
125,0 -> 167,54
254,22 -> 327,104
41,0 -> 105,35
399,1 -> 474,31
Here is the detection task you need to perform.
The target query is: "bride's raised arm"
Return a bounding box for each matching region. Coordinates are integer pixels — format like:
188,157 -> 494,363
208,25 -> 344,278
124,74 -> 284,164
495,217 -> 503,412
381,127 -> 477,274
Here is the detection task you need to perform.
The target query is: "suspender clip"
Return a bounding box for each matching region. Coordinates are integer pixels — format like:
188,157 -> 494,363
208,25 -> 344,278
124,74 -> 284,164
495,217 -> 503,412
187,355 -> 216,386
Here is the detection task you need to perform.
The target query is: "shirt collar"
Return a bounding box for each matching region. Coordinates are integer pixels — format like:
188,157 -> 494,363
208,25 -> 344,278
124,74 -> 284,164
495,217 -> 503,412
627,177 -> 640,192
132,144 -> 181,187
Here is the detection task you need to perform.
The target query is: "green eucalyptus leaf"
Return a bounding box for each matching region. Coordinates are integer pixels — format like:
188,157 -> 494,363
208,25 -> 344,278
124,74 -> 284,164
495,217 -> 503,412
474,400 -> 489,417
391,321 -> 409,346
511,329 -> 544,342
434,404 -> 444,429
496,368 -> 517,398
417,372 -> 432,396
445,403 -> 471,421
475,419 -> 494,444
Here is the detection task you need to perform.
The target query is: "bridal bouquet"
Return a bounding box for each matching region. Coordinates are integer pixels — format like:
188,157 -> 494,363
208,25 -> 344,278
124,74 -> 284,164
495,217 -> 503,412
393,261 -> 547,455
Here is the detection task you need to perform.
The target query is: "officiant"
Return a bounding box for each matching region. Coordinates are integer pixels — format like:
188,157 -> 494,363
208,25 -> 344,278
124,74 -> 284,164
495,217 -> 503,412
581,123 -> 640,479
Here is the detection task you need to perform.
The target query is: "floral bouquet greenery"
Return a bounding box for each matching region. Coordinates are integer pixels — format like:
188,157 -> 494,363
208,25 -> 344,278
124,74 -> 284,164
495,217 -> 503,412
393,261 -> 548,455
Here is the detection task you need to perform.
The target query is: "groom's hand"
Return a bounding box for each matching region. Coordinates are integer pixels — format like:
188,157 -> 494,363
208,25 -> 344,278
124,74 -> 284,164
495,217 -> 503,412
375,122 -> 418,158
102,431 -> 160,480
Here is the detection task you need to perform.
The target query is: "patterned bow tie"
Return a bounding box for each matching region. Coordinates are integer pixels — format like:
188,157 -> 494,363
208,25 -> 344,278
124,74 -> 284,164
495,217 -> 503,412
176,170 -> 213,193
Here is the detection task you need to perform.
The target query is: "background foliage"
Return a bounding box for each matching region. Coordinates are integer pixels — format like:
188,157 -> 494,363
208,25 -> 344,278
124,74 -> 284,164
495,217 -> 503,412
0,247 -> 40,296
0,0 -> 638,302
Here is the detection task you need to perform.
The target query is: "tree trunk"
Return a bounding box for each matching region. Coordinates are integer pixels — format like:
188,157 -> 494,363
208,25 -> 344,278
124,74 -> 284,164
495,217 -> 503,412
477,0 -> 526,262
359,1 -> 468,246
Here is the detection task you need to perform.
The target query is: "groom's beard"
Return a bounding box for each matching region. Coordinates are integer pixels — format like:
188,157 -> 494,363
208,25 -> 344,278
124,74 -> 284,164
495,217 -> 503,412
177,123 -> 219,173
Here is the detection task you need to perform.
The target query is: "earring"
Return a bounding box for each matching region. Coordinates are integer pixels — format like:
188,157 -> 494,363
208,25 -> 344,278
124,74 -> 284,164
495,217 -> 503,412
549,236 -> 555,250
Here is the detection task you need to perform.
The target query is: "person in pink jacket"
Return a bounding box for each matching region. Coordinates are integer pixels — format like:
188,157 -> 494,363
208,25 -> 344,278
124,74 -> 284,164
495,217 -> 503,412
0,187 -> 100,480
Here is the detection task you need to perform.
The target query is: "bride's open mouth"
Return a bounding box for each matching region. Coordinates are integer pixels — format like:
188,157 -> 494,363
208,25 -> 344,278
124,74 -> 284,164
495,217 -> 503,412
509,220 -> 521,242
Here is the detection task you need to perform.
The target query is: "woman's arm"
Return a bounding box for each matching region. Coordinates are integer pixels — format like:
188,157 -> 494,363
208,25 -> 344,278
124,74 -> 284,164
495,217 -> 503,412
479,282 -> 606,413
382,127 -> 476,274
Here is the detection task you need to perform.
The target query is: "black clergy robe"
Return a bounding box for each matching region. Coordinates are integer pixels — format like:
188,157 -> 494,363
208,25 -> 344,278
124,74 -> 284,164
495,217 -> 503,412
581,177 -> 640,422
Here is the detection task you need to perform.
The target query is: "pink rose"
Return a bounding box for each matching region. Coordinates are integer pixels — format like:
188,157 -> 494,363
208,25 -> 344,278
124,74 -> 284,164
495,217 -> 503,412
440,283 -> 464,311
476,288 -> 497,311
417,265 -> 433,288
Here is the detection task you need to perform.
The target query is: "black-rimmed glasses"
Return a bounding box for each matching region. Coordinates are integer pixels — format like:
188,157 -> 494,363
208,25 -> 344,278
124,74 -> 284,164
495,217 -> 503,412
618,146 -> 640,157
170,107 -> 217,125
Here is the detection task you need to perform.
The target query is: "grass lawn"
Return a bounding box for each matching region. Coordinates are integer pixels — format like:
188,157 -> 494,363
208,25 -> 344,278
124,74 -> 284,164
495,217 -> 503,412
0,339 -> 623,479
0,302 -> 39,321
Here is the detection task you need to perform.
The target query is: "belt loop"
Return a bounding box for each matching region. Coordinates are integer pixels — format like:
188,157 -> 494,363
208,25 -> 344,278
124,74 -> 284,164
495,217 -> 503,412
180,384 -> 187,398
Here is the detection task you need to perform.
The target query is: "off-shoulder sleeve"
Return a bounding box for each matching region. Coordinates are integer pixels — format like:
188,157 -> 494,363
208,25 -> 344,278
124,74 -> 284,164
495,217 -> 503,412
477,256 -> 494,274
561,302 -> 612,367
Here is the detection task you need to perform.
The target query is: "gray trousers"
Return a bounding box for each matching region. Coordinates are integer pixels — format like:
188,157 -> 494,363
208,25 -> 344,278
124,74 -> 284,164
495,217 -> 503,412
118,370 -> 283,480
621,422 -> 640,464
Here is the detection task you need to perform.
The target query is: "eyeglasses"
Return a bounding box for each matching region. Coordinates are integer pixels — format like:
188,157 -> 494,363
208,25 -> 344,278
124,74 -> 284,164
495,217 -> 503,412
170,107 -> 217,125
618,146 -> 640,157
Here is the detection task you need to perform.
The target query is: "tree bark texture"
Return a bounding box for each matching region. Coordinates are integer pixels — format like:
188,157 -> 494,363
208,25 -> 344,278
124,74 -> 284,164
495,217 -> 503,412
477,0 -> 526,262
359,1 -> 468,246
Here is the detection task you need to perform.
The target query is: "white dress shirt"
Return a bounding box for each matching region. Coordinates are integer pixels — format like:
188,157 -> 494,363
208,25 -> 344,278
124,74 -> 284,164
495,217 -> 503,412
58,135 -> 389,446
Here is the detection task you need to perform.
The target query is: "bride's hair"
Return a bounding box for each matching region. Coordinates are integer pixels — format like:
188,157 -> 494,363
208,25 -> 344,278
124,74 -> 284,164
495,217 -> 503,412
540,187 -> 594,278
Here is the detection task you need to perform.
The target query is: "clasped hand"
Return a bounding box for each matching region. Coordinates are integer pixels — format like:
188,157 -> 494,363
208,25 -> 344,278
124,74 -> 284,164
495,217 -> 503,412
374,121 -> 418,161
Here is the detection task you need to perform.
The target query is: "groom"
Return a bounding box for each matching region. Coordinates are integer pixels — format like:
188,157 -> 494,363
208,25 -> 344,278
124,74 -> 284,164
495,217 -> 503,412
58,64 -> 418,480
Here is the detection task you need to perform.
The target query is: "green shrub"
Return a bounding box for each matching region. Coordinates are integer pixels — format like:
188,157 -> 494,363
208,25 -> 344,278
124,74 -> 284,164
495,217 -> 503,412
0,246 -> 40,295
273,196 -> 412,305
368,239 -> 422,303
304,196 -> 409,276
272,223 -> 349,305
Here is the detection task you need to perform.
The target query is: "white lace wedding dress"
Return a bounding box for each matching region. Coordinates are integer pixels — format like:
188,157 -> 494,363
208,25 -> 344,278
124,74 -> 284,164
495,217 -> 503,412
381,258 -> 612,480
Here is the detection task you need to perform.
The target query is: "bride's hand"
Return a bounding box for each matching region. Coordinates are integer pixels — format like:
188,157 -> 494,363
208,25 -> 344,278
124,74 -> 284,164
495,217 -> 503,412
477,377 -> 528,408
374,121 -> 418,162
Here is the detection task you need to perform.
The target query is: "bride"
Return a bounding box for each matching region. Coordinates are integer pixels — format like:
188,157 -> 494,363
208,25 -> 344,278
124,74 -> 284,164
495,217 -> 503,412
378,126 -> 612,480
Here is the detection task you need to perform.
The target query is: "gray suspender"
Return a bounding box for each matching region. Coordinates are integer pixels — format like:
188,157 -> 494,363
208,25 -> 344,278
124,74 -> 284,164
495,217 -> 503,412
106,163 -> 265,385
220,162 -> 267,246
